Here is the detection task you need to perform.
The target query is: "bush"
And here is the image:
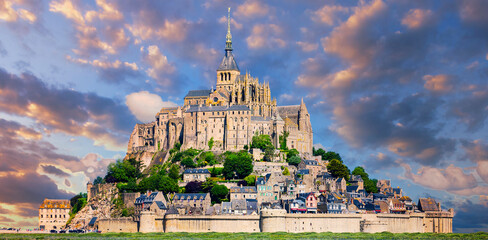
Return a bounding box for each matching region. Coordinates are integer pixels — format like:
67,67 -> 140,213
244,175 -> 256,186
185,181 -> 203,193
181,157 -> 196,168
210,167 -> 224,177
287,155 -> 301,166
168,164 -> 180,180
250,134 -> 274,151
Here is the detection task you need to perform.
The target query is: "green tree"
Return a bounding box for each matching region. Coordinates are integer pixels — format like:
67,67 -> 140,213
93,176 -> 104,185
282,167 -> 290,176
279,131 -> 289,150
118,180 -> 138,192
263,146 -> 275,161
70,193 -> 87,215
250,134 -> 274,151
327,159 -> 350,180
202,178 -> 217,193
323,151 -> 342,162
168,164 -> 180,180
210,184 -> 229,203
352,166 -> 378,193
287,155 -> 301,166
208,137 -> 214,150
222,151 -> 253,179
352,166 -> 369,181
244,175 -> 256,186
104,158 -> 142,183
314,148 -> 326,158
210,167 -> 224,177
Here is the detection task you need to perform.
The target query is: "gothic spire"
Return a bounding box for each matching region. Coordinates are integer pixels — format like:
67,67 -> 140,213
225,7 -> 232,51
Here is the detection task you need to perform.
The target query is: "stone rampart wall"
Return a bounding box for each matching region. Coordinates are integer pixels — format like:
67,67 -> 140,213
98,218 -> 137,233
100,209 -> 453,234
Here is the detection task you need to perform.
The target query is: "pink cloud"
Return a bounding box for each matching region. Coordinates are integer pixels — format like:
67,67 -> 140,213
401,9 -> 434,29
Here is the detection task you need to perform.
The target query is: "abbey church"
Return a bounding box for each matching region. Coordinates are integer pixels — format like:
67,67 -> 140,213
127,10 -> 313,156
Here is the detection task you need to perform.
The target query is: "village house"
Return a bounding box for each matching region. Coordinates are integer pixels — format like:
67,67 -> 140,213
336,177 -> 347,193
183,168 -> 211,183
134,191 -> 167,221
229,186 -> 257,201
349,175 -> 364,190
298,192 -> 318,213
297,159 -> 322,178
170,193 -> 211,211
418,198 -> 441,212
388,198 -> 406,214
38,199 -> 71,231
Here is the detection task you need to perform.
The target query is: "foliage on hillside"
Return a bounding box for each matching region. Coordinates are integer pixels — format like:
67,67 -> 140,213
222,151 -> 253,179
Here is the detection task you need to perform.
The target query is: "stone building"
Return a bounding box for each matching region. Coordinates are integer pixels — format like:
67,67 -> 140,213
183,169 -> 211,183
126,9 -> 313,156
38,199 -> 71,230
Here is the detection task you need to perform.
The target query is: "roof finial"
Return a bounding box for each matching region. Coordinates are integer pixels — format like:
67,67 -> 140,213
226,7 -> 232,51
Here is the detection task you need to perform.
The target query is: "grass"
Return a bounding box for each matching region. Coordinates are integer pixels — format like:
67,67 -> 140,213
0,232 -> 487,240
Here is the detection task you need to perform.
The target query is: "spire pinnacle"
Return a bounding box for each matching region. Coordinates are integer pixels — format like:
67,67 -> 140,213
226,7 -> 232,51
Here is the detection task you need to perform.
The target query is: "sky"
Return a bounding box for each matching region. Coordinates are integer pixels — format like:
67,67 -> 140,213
0,0 -> 487,233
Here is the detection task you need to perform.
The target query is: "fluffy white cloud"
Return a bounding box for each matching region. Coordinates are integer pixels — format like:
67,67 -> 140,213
125,91 -> 177,123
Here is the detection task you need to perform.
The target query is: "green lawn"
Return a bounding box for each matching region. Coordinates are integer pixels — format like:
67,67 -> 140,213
0,232 -> 487,240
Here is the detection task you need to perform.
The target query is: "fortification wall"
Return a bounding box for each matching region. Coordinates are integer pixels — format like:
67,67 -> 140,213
98,218 -> 137,233
162,214 -> 261,233
100,209 -> 453,233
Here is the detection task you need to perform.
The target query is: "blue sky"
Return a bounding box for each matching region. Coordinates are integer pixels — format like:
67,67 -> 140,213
0,0 -> 487,232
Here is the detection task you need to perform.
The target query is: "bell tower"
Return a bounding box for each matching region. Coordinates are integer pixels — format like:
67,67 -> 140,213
216,8 -> 240,91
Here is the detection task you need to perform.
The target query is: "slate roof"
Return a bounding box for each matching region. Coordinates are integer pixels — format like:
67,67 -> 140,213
346,185 -> 359,193
297,169 -> 309,175
135,194 -> 147,204
218,50 -> 239,71
186,105 -> 250,113
251,116 -> 271,121
393,187 -> 402,194
418,198 -> 439,212
336,177 -> 345,183
230,186 -> 257,193
185,89 -> 212,98
154,201 -> 167,210
246,199 -> 258,212
302,159 -> 318,166
184,169 -> 210,174
231,199 -> 247,210
174,193 -> 208,201
88,217 -> 97,226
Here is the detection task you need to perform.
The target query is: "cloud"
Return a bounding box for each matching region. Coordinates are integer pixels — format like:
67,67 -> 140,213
247,24 -> 286,49
0,0 -> 37,23
50,0 -> 128,57
125,91 -> 177,123
126,18 -> 189,43
66,55 -> 140,84
40,164 -> 70,177
462,140 -> 488,184
423,74 -> 453,93
451,199 -> 488,232
141,45 -> 177,88
296,41 -> 318,52
84,0 -> 123,22
450,87 -> 488,131
0,68 -> 136,151
235,0 -> 270,18
322,0 -> 387,68
312,4 -> 349,26
401,9 -> 434,29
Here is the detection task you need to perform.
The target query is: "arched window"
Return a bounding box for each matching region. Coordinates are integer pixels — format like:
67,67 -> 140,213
220,73 -> 223,81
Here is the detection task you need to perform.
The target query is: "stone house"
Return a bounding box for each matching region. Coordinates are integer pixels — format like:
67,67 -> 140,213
38,199 -> 71,230
170,193 -> 211,211
229,186 -> 257,201
134,191 -> 167,221
336,177 -> 346,193
349,175 -> 364,190
231,199 -> 247,215
327,202 -> 347,214
183,168 -> 211,183
297,159 -> 322,178
392,187 -> 403,198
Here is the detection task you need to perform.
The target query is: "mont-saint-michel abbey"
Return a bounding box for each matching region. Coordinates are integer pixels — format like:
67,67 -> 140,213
35,10 -> 454,235
127,12 -> 313,157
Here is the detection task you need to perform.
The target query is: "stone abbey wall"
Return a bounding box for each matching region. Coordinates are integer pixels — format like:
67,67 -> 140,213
101,209 -> 453,233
